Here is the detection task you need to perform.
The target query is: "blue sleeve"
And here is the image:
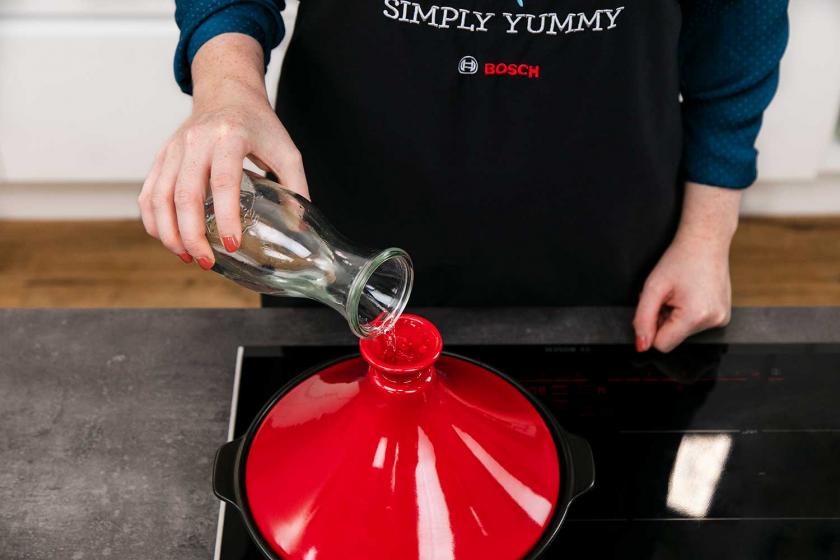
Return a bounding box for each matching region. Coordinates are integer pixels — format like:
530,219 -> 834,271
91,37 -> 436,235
679,0 -> 789,188
174,0 -> 286,94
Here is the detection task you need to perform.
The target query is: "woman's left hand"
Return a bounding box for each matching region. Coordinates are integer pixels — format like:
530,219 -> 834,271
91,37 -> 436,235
633,233 -> 732,352
633,182 -> 742,353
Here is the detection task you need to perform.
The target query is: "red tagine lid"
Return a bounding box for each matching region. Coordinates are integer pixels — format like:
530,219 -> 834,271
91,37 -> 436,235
244,315 -> 561,559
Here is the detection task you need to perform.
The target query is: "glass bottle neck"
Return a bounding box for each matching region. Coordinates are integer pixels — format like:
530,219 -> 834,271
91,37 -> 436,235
346,248 -> 413,338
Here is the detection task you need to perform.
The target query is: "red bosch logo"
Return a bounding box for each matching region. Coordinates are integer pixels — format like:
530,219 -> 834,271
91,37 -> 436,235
484,62 -> 540,79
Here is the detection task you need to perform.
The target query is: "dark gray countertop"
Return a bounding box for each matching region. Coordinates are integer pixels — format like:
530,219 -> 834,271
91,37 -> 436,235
2,307 -> 839,559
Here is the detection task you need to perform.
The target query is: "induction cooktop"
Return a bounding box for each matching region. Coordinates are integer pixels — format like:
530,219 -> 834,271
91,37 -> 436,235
214,343 -> 840,559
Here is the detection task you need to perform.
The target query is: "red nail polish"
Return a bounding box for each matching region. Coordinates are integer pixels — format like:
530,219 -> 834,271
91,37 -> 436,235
178,253 -> 193,264
635,335 -> 647,353
222,236 -> 239,253
197,257 -> 214,271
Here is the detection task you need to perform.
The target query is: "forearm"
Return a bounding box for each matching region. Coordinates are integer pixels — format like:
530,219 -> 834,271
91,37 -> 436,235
674,182 -> 742,254
191,33 -> 269,109
174,0 -> 285,94
679,0 -> 788,188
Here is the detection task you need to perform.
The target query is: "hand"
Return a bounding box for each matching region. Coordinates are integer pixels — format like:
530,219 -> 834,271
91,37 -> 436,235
633,233 -> 732,352
138,33 -> 309,269
633,183 -> 742,353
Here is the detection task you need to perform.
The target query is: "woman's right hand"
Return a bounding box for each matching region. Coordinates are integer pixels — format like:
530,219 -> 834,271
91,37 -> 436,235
138,33 -> 309,269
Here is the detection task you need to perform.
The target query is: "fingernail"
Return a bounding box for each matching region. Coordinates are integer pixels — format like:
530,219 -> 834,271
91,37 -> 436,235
178,253 -> 193,264
222,236 -> 239,253
197,257 -> 214,271
635,335 -> 647,353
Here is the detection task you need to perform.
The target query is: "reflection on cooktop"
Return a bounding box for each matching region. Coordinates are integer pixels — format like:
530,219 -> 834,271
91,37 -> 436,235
216,344 -> 840,560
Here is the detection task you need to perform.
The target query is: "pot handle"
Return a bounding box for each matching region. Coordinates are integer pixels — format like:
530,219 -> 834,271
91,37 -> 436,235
213,437 -> 242,509
566,432 -> 595,499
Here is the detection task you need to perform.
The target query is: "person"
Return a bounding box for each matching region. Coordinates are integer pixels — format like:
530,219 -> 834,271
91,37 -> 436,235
138,0 -> 789,353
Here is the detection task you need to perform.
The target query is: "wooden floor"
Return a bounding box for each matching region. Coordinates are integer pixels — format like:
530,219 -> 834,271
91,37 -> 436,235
1,218 -> 839,307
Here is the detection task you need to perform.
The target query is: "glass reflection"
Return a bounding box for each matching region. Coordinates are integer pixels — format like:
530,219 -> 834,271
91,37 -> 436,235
373,436 -> 388,469
666,433 -> 732,517
453,426 -> 552,526
469,506 -> 489,537
271,497 -> 315,554
415,428 -> 455,560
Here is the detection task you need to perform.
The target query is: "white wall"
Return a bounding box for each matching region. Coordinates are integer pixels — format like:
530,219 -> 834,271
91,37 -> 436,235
741,0 -> 840,216
0,1 -> 839,218
0,0 -> 291,183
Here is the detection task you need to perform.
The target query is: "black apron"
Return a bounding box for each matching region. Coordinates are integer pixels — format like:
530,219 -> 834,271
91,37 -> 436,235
266,0 -> 683,307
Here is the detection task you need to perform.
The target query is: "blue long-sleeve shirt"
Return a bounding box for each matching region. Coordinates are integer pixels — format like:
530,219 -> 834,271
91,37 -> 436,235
173,0 -> 789,189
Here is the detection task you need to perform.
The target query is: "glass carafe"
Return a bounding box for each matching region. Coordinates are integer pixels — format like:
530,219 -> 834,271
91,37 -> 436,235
204,172 -> 413,338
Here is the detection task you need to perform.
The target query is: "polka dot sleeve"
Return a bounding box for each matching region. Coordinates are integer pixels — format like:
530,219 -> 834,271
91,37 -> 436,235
174,1 -> 286,94
679,0 -> 789,189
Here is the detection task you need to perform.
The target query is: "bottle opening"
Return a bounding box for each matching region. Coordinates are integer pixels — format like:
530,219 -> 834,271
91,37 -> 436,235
349,249 -> 414,338
359,314 -> 443,376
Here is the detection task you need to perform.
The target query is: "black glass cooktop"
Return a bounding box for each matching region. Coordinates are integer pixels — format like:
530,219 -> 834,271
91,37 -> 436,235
215,344 -> 840,560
